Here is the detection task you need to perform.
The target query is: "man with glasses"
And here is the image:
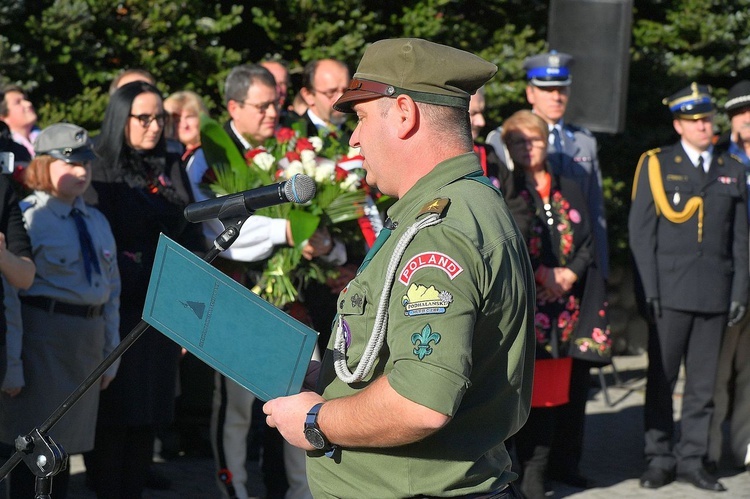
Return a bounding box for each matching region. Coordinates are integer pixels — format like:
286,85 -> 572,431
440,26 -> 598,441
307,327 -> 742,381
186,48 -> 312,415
299,59 -> 351,138
210,63 -> 341,499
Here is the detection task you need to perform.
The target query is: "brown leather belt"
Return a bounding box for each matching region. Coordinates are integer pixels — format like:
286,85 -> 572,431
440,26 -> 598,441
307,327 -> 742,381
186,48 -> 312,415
21,295 -> 104,319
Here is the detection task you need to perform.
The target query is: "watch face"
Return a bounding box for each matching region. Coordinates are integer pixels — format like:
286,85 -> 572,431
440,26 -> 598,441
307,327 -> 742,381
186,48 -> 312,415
304,428 -> 327,450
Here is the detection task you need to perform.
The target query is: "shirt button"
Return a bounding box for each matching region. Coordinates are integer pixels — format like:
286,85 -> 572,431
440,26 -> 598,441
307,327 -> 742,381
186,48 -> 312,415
547,219 -> 554,226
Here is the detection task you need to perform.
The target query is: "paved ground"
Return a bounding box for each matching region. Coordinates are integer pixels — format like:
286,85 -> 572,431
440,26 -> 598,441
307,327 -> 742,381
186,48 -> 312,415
3,353 -> 750,498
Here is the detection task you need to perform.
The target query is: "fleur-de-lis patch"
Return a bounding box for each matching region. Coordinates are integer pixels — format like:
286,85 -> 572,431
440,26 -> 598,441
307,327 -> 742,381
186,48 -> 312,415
411,324 -> 441,360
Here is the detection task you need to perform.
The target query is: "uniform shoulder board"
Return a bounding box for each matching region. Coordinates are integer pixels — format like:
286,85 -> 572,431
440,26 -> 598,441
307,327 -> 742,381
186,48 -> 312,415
417,198 -> 450,218
729,153 -> 744,164
566,123 -> 593,137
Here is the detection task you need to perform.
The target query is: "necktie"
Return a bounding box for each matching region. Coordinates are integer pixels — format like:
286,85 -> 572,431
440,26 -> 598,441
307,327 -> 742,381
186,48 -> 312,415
697,155 -> 706,179
70,208 -> 101,284
551,127 -> 563,153
356,218 -> 394,274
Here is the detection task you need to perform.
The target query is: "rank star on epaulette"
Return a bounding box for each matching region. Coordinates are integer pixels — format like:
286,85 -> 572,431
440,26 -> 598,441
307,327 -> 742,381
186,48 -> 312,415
418,198 -> 450,218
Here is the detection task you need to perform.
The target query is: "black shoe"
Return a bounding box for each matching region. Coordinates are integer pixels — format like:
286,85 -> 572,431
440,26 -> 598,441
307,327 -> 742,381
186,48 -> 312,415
639,467 -> 674,489
145,467 -> 172,491
676,468 -> 726,492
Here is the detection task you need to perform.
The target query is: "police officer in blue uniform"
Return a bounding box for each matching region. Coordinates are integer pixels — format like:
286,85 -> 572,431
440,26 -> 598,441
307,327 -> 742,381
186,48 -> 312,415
487,51 -> 608,281
629,83 -> 748,492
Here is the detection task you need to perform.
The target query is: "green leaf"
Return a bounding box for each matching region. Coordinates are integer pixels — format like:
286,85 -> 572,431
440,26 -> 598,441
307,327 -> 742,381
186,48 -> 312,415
288,210 -> 320,248
200,113 -> 246,173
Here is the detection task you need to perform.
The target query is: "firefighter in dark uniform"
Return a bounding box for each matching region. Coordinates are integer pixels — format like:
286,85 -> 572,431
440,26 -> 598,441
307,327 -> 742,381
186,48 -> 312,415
629,83 -> 749,492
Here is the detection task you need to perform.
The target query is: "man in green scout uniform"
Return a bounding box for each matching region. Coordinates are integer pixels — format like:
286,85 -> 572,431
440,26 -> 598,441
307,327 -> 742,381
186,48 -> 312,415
629,83 -> 748,492
264,38 -> 535,498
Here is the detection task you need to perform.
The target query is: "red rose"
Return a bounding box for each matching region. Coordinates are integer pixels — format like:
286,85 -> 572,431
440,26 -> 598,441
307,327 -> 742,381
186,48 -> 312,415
245,148 -> 264,162
296,137 -> 314,152
286,151 -> 301,162
334,166 -> 349,182
275,127 -> 295,143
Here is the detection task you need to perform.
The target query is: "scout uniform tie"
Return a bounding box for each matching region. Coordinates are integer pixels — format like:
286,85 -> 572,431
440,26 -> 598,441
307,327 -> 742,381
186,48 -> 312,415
356,218 -> 395,274
71,208 -> 101,283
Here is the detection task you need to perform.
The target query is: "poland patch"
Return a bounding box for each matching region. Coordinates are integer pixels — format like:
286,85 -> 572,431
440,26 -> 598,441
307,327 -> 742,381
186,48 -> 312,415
399,252 -> 463,285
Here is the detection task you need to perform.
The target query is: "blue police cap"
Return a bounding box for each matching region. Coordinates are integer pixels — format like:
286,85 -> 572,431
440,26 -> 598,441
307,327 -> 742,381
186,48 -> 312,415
662,82 -> 715,119
523,50 -> 573,87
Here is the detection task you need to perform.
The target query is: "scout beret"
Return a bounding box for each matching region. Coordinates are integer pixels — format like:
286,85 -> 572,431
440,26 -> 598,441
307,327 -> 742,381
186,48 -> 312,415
333,38 -> 497,113
523,51 -> 573,87
34,123 -> 96,163
725,80 -> 750,115
662,82 -> 715,119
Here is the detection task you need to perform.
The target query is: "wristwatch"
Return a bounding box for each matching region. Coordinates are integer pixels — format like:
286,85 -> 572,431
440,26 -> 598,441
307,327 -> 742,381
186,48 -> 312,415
304,402 -> 333,451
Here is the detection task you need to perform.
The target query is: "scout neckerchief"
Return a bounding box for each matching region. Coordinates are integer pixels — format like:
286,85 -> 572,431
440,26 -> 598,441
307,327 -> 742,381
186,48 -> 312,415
333,169 -> 499,383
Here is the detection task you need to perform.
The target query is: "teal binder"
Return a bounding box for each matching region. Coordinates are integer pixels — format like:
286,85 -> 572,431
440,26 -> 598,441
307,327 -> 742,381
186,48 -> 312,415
142,234 -> 318,401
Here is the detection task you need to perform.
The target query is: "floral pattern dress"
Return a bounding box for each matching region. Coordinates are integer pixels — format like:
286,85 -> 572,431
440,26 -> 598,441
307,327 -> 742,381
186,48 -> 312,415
512,170 -> 596,359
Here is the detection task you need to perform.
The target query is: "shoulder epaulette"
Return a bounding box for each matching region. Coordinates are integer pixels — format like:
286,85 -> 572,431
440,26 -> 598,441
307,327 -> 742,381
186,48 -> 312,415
729,153 -> 744,164
567,123 -> 593,137
646,147 -> 661,157
417,198 -> 450,218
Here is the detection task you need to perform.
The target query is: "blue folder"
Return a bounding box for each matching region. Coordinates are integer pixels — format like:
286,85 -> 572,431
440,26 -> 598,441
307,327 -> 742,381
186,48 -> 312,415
142,234 -> 318,401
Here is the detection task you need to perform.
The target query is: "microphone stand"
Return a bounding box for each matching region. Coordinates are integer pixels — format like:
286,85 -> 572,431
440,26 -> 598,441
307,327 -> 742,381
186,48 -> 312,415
0,203 -> 252,498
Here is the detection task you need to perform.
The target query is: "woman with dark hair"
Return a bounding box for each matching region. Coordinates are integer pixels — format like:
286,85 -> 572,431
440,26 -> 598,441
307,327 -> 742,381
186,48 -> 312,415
85,80 -> 205,498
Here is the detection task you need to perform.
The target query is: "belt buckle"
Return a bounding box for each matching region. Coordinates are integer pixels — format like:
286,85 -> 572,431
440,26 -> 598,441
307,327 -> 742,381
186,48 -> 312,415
46,298 -> 58,315
86,305 -> 98,319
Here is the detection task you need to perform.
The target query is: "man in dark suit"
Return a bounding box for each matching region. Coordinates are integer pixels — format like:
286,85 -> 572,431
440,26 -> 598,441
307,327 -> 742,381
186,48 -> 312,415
299,59 -> 351,140
210,63 -> 341,499
629,83 -> 749,492
708,79 -> 750,474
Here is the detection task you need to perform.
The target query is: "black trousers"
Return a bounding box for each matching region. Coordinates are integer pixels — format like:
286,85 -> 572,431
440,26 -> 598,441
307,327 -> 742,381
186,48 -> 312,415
644,308 -> 725,473
548,358 -> 595,476
89,424 -> 155,498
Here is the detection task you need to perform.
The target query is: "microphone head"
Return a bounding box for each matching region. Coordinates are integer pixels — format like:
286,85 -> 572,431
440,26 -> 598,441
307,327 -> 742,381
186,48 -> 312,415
285,174 -> 316,203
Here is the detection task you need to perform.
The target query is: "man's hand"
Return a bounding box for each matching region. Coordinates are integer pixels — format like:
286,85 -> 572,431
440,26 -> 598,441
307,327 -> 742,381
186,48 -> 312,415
646,297 -> 661,323
263,391 -> 325,450
302,227 -> 334,261
728,301 -> 747,327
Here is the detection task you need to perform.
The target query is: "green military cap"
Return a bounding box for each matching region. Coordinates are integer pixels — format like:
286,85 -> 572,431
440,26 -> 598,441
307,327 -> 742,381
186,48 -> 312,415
662,82 -> 715,120
34,123 -> 96,163
333,38 -> 497,113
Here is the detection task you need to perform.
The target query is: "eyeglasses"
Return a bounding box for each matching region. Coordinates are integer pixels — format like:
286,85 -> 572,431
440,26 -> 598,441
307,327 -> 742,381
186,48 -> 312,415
313,87 -> 348,100
239,100 -> 279,113
129,112 -> 168,128
507,136 -> 547,148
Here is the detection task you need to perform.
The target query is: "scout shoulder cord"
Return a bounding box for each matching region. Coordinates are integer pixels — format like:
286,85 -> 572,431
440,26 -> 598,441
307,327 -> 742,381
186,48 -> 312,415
333,212 -> 442,383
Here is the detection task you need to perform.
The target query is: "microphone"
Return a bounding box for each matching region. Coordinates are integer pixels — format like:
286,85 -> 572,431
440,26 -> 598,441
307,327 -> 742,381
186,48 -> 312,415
184,173 -> 316,223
